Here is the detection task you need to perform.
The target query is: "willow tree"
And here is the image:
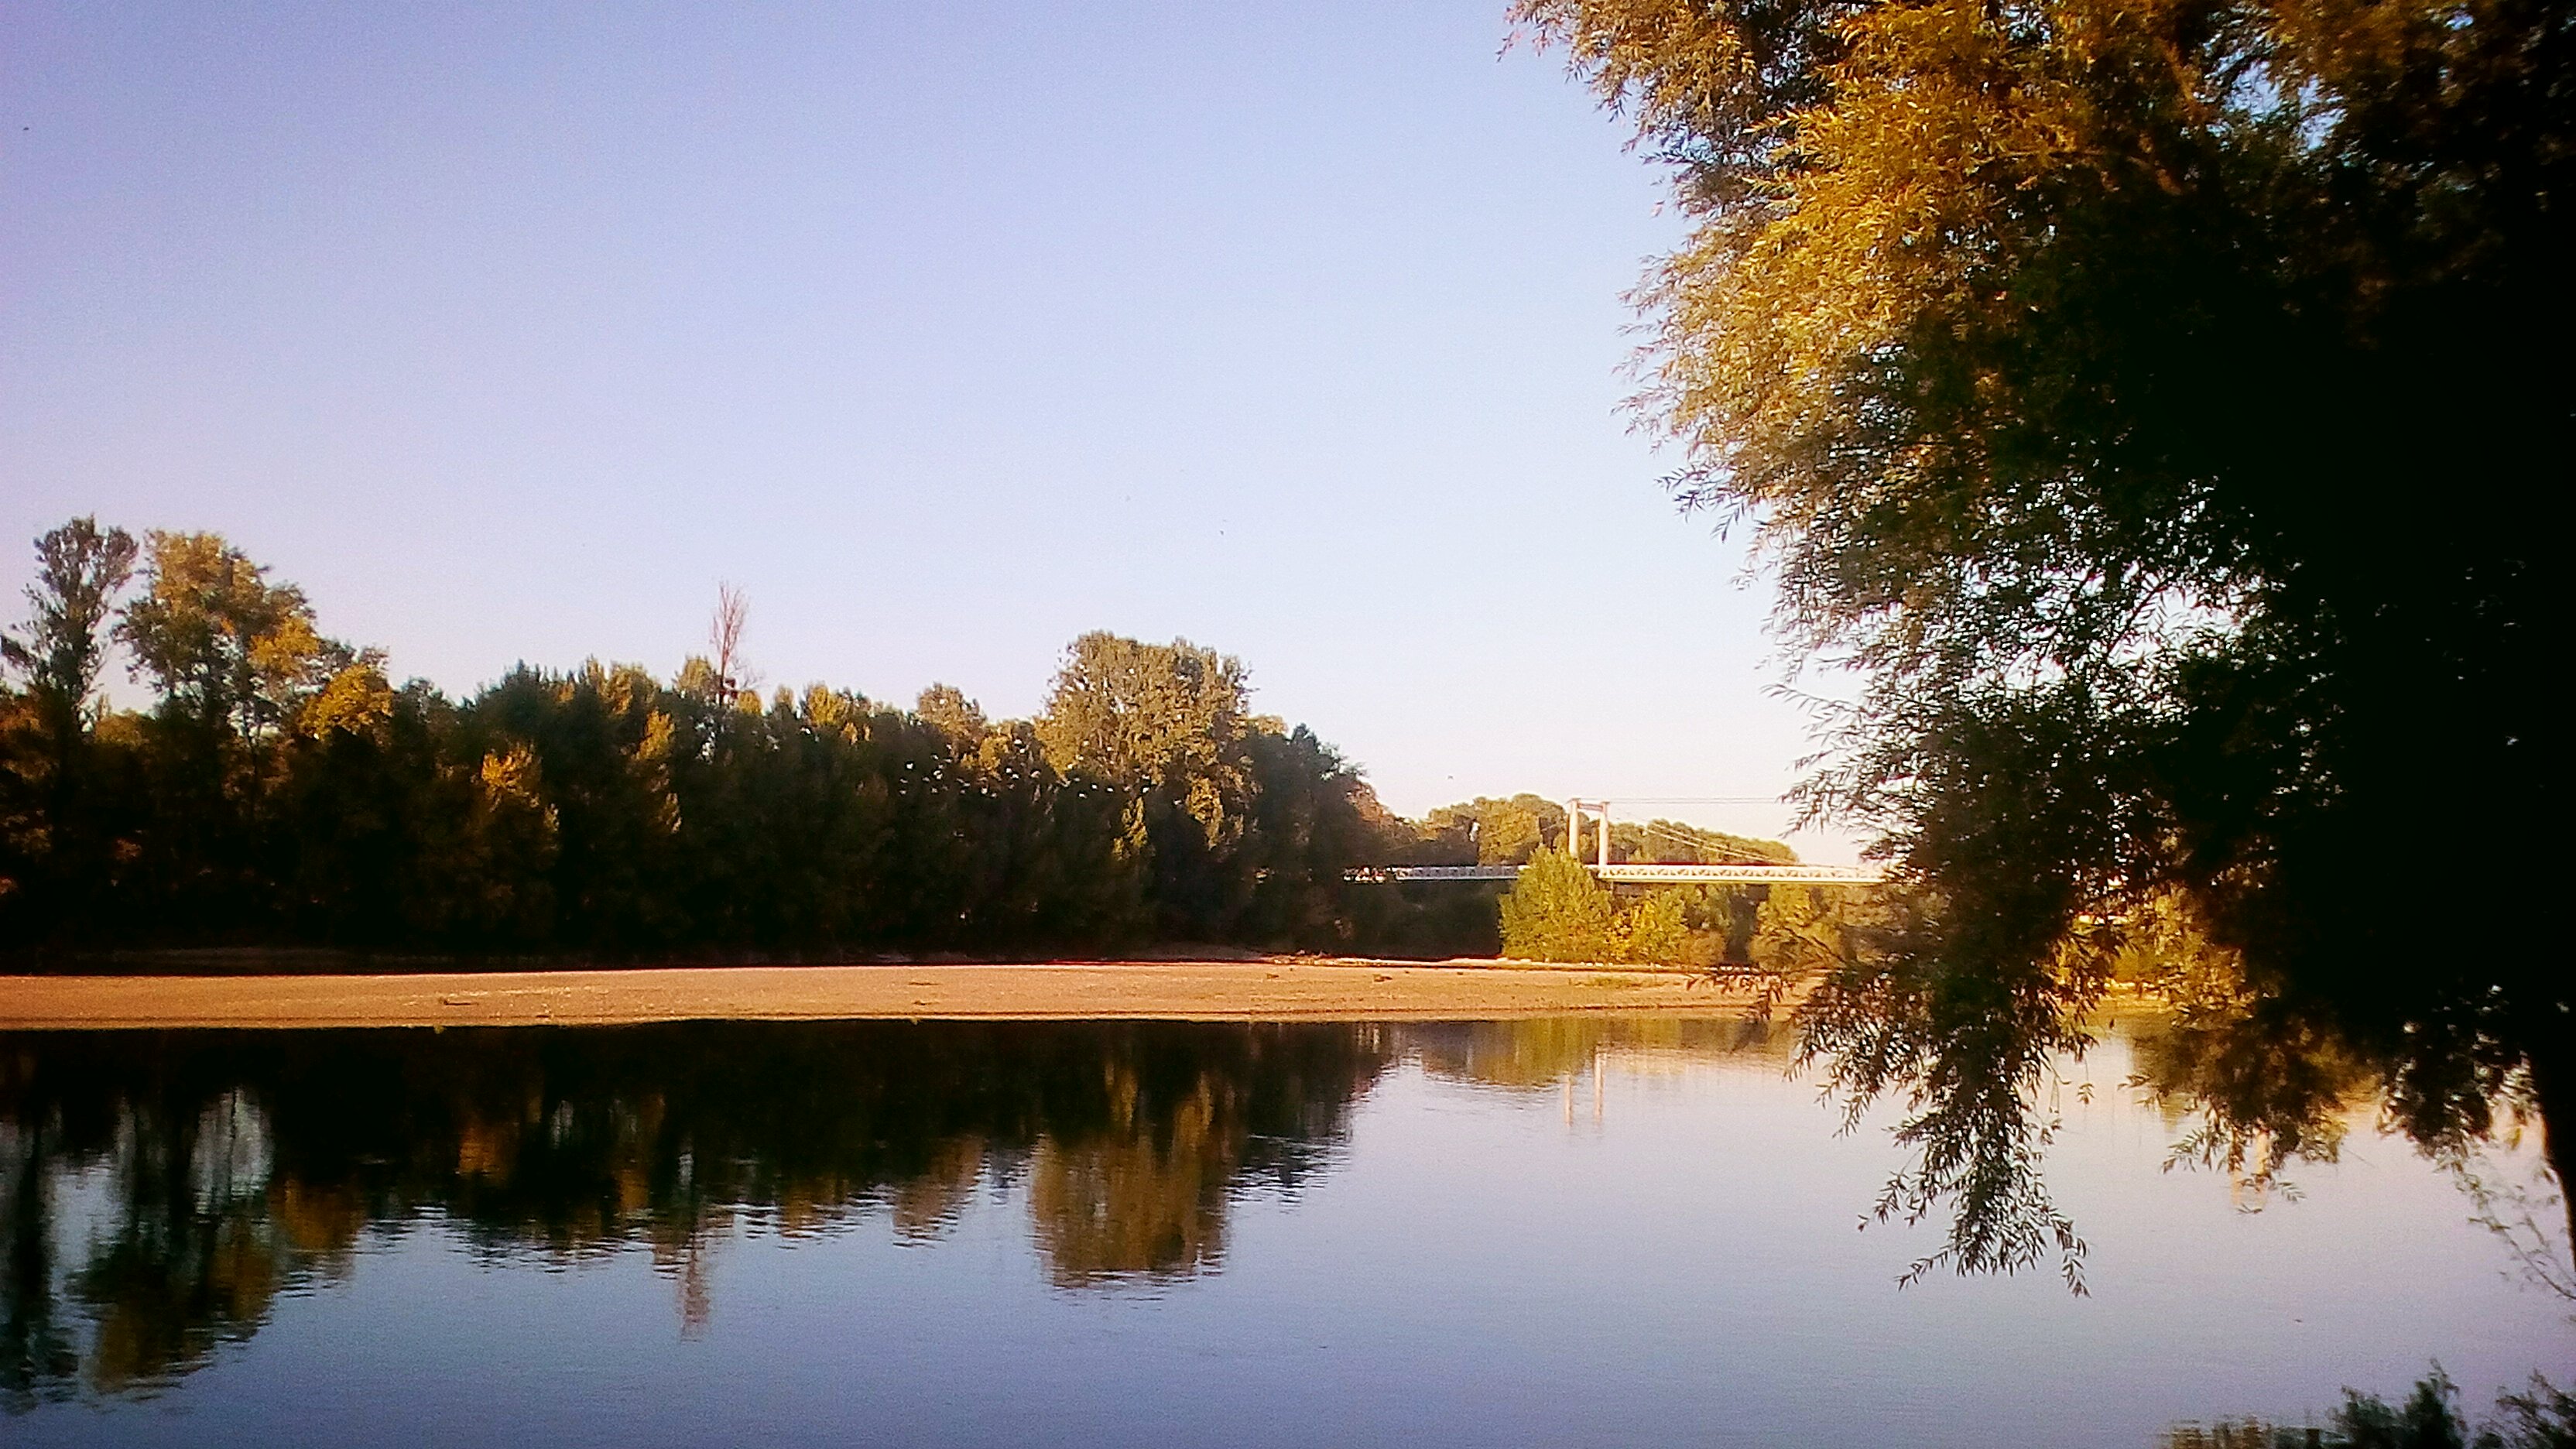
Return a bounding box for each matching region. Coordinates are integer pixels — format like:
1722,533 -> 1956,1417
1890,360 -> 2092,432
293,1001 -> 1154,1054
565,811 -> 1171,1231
1518,0 -> 2571,1283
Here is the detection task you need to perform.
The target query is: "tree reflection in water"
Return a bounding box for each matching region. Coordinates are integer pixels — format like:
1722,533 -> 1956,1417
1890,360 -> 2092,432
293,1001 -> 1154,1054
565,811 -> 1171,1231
7,1012 -> 2461,1417
2122,991 -> 2572,1297
1402,1017 -> 1791,1091
0,1022 -> 1392,1404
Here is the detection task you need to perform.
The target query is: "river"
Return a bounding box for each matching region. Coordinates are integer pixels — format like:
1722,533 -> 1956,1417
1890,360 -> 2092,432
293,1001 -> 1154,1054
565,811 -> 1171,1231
2,1016 -> 2564,1445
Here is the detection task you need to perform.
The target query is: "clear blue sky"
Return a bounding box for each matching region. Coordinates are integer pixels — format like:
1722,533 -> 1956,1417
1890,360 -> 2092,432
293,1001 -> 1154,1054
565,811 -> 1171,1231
0,0 -> 1855,858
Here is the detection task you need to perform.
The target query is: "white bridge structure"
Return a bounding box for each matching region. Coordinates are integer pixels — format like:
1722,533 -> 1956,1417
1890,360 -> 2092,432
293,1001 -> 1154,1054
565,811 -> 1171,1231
1347,796 -> 1885,886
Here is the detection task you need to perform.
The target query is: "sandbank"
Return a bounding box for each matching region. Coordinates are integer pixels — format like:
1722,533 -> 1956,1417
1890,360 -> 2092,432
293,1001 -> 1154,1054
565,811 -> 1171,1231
0,958 -> 1772,1030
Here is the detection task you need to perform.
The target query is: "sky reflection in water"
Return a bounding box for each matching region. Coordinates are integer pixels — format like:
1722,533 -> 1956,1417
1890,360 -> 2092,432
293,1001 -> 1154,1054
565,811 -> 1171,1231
1,1016 -> 2565,1447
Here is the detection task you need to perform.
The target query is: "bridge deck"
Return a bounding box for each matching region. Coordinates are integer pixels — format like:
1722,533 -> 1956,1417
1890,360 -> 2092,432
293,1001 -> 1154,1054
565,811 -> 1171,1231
1348,862 -> 1882,886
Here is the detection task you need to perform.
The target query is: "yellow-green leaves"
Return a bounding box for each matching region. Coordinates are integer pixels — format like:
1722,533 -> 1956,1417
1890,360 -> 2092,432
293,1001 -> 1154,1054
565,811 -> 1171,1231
296,661 -> 396,739
118,531 -> 353,743
1499,848 -> 1700,964
1037,632 -> 1255,854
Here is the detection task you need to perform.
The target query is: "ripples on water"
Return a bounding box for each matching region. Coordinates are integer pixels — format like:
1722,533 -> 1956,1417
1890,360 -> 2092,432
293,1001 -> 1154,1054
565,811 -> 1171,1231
0,1017 -> 2564,1447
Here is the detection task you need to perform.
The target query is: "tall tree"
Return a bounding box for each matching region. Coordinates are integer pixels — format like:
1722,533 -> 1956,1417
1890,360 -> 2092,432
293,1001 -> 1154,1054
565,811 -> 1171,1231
707,582 -> 752,704
1519,0 -> 2572,1279
1036,634 -> 1252,797
1038,634 -> 1260,937
117,533 -> 348,747
0,519 -> 140,935
1,518 -> 138,772
916,684 -> 989,752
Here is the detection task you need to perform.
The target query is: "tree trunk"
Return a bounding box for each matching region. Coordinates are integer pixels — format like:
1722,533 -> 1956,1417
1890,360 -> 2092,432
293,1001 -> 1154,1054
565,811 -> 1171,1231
2522,1026 -> 2576,1276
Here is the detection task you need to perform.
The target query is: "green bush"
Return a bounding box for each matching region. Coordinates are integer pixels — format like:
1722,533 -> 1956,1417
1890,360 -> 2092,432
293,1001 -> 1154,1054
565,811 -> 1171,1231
1497,848 -> 1696,965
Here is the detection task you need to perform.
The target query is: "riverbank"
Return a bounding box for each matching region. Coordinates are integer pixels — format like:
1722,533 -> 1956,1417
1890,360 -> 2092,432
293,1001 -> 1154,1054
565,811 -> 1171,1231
0,959 -> 1774,1029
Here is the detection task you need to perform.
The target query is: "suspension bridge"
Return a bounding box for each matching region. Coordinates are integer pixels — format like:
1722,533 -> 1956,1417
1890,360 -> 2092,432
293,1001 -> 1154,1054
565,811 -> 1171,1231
1347,796 -> 1884,886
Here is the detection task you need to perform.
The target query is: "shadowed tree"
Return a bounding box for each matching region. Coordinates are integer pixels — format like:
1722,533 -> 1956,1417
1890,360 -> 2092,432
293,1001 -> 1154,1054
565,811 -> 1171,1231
1236,723 -> 1375,948
102,533 -> 375,938
1,517 -> 136,787
0,518 -> 138,933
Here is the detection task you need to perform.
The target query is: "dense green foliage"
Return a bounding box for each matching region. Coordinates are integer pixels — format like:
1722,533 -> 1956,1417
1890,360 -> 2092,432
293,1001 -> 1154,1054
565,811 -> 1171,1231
2167,1368 -> 2576,1449
1499,848 -> 1694,964
1500,848 -> 1625,961
1388,792 -> 1790,872
1396,796 -> 1793,964
1522,0 -> 2573,1279
0,520 -> 1492,961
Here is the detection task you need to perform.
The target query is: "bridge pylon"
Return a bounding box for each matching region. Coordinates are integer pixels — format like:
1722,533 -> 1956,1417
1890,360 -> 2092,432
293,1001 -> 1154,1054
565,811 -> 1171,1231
1564,798 -> 1612,870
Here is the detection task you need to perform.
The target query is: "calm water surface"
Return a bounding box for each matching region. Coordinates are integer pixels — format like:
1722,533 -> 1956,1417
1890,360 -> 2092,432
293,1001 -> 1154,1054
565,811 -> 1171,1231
2,1017 -> 2565,1447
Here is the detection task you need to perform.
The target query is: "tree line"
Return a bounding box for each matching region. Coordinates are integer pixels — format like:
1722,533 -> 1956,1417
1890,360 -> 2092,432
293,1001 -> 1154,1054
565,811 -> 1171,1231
9,518 -> 1742,961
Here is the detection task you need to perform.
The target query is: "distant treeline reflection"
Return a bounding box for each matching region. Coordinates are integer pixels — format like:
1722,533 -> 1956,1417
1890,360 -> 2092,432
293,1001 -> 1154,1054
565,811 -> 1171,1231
0,1019 -> 1796,1406
0,1022 -> 1400,1403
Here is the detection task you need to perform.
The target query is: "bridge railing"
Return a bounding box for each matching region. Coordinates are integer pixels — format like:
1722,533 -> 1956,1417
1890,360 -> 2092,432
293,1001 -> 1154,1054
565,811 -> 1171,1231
1345,862 -> 1883,886
1596,862 -> 1882,885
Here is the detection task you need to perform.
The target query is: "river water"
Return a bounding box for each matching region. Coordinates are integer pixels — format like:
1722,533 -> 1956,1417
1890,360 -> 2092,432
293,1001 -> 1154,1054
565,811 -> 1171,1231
1,1017 -> 2565,1446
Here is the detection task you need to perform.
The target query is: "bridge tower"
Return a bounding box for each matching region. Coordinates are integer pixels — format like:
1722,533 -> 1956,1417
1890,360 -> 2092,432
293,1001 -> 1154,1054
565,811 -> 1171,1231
1564,798 -> 1612,869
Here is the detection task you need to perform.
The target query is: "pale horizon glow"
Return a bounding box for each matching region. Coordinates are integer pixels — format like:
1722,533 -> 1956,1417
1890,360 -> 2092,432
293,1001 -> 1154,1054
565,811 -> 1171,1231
0,1 -> 1864,860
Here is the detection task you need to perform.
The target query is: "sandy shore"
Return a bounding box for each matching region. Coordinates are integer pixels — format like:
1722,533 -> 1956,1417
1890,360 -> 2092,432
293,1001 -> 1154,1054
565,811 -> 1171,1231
0,959 -> 1771,1030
